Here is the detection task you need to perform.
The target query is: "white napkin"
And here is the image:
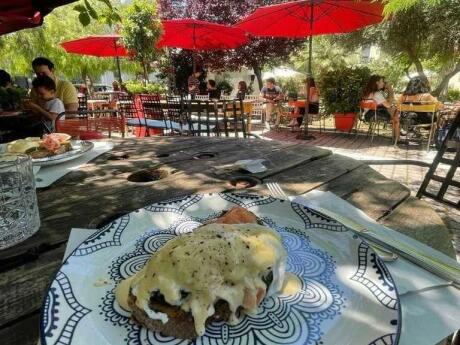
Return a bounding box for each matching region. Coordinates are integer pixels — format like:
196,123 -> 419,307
293,190 -> 460,345
214,159 -> 267,174
235,159 -> 267,173
35,141 -> 113,188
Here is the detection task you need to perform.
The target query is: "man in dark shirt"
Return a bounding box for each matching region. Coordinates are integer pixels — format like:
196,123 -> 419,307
260,77 -> 284,128
207,80 -> 221,99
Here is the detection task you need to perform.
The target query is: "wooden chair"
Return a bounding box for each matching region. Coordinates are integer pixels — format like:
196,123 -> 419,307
398,101 -> 438,151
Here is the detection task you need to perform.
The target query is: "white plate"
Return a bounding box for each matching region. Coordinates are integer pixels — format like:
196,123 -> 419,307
40,193 -> 401,345
31,140 -> 94,167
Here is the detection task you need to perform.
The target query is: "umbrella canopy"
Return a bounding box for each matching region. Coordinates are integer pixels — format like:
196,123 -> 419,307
0,0 -> 76,36
61,34 -> 128,57
236,0 -> 383,38
61,34 -> 128,82
157,19 -> 249,51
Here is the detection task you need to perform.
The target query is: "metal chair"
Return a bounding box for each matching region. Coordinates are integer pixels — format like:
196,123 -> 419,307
117,94 -> 144,136
357,99 -> 377,140
398,101 -> 438,151
139,94 -> 169,134
55,112 -> 105,140
165,95 -> 194,136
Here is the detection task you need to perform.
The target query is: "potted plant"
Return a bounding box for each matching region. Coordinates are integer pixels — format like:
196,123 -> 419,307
319,66 -> 371,132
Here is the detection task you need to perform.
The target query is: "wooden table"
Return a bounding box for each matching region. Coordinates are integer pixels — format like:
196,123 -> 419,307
0,137 -> 455,345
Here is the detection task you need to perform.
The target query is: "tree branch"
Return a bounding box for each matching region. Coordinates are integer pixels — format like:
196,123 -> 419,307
433,61 -> 460,97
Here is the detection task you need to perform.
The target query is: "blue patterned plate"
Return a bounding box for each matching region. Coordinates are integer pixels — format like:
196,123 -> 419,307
40,193 -> 400,345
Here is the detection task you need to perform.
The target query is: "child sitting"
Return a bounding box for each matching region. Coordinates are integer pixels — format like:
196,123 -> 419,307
24,75 -> 65,133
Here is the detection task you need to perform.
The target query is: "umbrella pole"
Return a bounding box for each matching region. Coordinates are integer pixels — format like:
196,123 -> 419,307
297,0 -> 316,140
116,56 -> 122,84
114,41 -> 122,84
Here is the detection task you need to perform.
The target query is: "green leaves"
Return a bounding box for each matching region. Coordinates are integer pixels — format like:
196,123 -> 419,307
73,0 -> 118,26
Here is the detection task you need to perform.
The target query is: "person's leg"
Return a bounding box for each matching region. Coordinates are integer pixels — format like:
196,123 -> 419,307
390,108 -> 400,142
265,103 -> 274,125
274,103 -> 282,128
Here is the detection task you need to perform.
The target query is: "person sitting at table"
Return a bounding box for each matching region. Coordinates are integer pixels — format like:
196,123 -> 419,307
260,77 -> 284,129
291,77 -> 320,130
0,69 -> 25,111
207,79 -> 221,99
188,70 -> 202,98
24,76 -> 65,133
30,57 -> 78,112
398,76 -> 444,139
399,76 -> 443,121
236,80 -> 248,100
362,74 -> 400,140
112,80 -> 121,92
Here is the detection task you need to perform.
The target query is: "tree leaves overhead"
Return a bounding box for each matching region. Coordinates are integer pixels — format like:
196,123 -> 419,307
0,4 -> 136,82
331,0 -> 460,95
74,0 -> 118,26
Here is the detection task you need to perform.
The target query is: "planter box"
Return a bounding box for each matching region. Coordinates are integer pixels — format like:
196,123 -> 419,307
334,113 -> 356,133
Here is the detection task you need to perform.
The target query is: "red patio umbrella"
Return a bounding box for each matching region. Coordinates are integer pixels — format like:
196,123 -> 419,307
157,19 -> 250,72
236,0 -> 384,139
0,0 -> 76,35
61,34 -> 128,82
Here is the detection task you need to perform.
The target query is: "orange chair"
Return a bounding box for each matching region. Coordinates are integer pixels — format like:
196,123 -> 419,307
55,114 -> 105,140
357,99 -> 388,141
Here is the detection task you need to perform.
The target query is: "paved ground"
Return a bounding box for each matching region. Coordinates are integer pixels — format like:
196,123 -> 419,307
260,127 -> 460,260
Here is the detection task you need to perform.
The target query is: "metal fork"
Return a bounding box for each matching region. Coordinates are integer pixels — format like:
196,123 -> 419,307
266,181 -> 398,262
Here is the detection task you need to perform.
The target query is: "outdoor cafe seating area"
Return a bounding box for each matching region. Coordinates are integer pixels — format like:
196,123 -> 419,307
1,1 -> 460,345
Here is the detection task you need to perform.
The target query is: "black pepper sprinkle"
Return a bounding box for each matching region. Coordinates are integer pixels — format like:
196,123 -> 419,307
185,252 -> 190,256
246,245 -> 250,249
199,249 -> 203,253
216,234 -> 222,239
200,241 -> 204,244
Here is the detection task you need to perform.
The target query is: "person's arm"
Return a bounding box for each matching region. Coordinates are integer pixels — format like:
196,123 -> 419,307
384,82 -> 395,104
23,101 -> 57,122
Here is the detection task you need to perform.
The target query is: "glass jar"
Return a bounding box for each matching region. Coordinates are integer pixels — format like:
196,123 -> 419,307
0,154 -> 40,250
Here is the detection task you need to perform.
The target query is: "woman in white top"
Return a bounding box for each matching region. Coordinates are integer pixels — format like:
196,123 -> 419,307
362,75 -> 400,141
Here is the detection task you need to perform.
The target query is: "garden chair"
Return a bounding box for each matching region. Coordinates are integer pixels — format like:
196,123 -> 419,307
139,93 -> 169,135
398,101 -> 438,151
117,94 -> 144,137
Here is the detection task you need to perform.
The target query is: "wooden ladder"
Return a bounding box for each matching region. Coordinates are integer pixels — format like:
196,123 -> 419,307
417,111 -> 460,208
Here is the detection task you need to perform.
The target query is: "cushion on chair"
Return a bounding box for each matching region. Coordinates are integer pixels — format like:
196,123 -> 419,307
145,119 -> 168,129
126,118 -> 144,126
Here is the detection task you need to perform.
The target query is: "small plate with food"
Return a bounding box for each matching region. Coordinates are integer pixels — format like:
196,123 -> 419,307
5,133 -> 94,166
40,193 -> 400,345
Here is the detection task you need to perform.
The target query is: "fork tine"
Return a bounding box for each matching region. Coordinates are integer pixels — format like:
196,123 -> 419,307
273,182 -> 284,198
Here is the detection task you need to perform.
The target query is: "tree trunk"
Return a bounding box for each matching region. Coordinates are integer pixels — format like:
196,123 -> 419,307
407,49 -> 426,79
433,62 -> 460,97
253,64 -> 263,91
142,60 -> 149,85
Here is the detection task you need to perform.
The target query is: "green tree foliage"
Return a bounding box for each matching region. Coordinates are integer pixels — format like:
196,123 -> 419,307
73,0 -> 121,27
332,0 -> 460,96
383,0 -> 441,15
0,4 -> 131,84
121,0 -> 163,83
